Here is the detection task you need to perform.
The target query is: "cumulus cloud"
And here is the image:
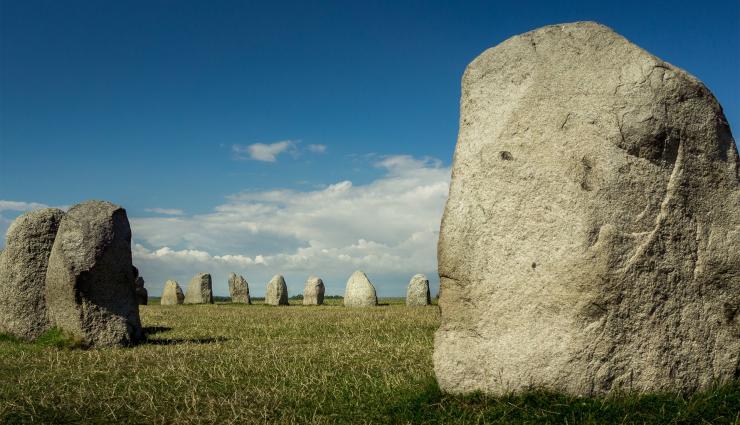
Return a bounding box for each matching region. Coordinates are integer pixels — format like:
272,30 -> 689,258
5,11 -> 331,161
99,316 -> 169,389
144,208 -> 184,216
232,140 -> 297,162
131,155 -> 451,297
0,200 -> 50,212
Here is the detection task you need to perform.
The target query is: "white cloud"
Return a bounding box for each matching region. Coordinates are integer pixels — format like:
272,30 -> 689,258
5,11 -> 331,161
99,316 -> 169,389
144,208 -> 184,216
131,155 -> 451,298
307,144 -> 327,153
232,140 -> 296,162
0,200 -> 49,212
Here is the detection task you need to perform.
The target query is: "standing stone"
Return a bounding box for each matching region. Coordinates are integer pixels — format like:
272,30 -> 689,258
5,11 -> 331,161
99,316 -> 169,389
228,272 -> 251,304
303,276 -> 325,305
0,208 -> 65,340
45,201 -> 143,346
406,274 -> 431,306
161,280 -> 185,305
343,271 -> 377,307
265,274 -> 288,305
435,21 -> 740,396
184,273 -> 213,304
132,267 -> 148,306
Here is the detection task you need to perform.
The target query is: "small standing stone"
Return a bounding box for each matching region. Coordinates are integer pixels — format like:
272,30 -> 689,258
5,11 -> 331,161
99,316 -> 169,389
161,280 -> 185,305
265,274 -> 288,305
228,272 -> 251,304
132,267 -> 148,306
343,271 -> 377,307
406,274 -> 431,306
303,276 -> 325,305
184,273 -> 213,304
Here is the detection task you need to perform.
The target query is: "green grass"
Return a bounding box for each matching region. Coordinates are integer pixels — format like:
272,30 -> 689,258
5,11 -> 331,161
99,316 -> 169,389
0,299 -> 737,424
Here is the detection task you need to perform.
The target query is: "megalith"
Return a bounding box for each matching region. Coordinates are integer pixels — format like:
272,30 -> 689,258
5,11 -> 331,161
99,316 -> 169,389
0,208 -> 65,340
228,272 -> 251,304
265,274 -> 288,305
132,267 -> 148,306
45,201 -> 143,346
406,274 -> 431,306
184,273 -> 213,304
303,276 -> 325,305
343,271 -> 377,307
435,22 -> 740,395
161,280 -> 185,305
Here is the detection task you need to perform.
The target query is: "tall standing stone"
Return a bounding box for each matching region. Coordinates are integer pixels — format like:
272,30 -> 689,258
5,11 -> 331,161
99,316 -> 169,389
184,273 -> 213,304
265,274 -> 288,305
228,272 -> 251,304
303,276 -> 325,305
45,201 -> 143,346
0,208 -> 65,340
435,22 -> 740,395
406,274 -> 431,306
161,280 -> 185,305
343,271 -> 377,307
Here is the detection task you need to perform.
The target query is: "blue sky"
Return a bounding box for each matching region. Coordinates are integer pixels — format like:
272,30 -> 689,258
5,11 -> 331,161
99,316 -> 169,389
1,0 -> 738,296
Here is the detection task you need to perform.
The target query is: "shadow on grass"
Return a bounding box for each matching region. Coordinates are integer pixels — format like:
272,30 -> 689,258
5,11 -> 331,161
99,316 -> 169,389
143,336 -> 228,346
384,377 -> 740,425
142,326 -> 172,335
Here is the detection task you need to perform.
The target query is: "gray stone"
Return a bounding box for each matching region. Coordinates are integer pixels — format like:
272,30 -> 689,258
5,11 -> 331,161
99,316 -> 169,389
303,276 -> 325,305
435,22 -> 740,396
45,201 -> 143,347
265,274 -> 288,305
0,208 -> 64,340
161,280 -> 184,305
132,267 -> 148,306
406,274 -> 431,306
343,271 -> 377,307
228,272 -> 251,304
184,273 -> 213,304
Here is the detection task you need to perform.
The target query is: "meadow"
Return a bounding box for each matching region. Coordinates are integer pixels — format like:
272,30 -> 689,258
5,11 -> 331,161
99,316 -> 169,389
0,299 -> 737,424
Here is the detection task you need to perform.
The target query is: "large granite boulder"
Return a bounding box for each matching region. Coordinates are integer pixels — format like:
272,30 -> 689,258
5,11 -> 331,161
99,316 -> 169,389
303,276 -> 325,305
265,274 -> 288,305
406,274 -> 431,306
161,280 -> 184,305
435,22 -> 740,396
0,208 -> 65,340
343,271 -> 377,307
45,201 -> 143,346
228,272 -> 251,304
184,273 -> 213,304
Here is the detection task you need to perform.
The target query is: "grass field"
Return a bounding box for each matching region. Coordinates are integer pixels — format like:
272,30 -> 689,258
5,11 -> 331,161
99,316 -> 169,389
0,299 -> 738,424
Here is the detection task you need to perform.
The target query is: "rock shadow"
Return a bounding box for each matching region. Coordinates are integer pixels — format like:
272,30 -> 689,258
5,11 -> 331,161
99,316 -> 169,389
143,336 -> 227,346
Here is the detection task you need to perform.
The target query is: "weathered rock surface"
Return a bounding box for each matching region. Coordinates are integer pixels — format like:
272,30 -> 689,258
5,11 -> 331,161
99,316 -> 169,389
45,201 -> 143,346
406,274 -> 431,306
228,272 -> 251,304
161,280 -> 185,305
344,271 -> 377,307
435,21 -> 740,396
0,208 -> 65,340
184,273 -> 213,304
303,276 -> 325,305
265,274 -> 288,306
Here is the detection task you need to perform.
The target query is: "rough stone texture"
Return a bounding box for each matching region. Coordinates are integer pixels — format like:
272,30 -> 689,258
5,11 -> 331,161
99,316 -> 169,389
344,271 -> 377,307
161,280 -> 184,305
0,208 -> 65,340
132,267 -> 148,306
265,275 -> 288,306
45,201 -> 143,347
406,274 -> 431,306
228,272 -> 251,304
184,273 -> 213,304
435,22 -> 740,396
303,276 -> 325,305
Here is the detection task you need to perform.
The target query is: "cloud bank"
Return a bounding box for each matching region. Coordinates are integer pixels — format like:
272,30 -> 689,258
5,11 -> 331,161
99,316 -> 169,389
132,155 -> 450,297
